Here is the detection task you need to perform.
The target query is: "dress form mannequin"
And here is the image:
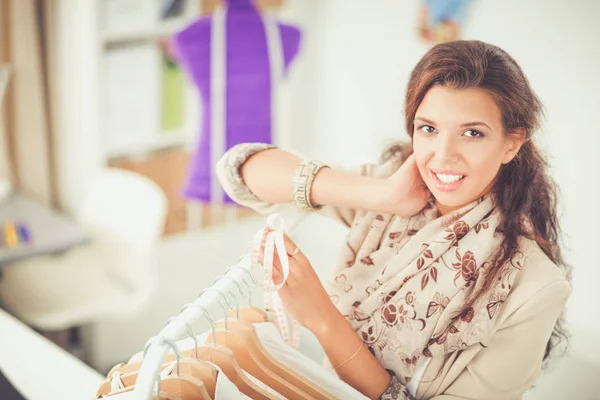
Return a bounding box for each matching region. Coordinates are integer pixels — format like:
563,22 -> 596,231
174,0 -> 301,205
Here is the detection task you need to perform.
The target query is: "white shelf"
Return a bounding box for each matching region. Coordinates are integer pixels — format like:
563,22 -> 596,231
105,131 -> 192,159
99,0 -> 200,161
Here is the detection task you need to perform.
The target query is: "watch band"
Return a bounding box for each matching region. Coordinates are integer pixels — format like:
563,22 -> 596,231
291,159 -> 329,211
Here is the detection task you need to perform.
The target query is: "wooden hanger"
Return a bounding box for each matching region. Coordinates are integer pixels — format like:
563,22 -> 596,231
97,358 -> 216,398
206,279 -> 334,400
194,298 -> 299,399
191,290 -> 310,398
111,342 -> 277,400
100,386 -> 180,399
109,306 -> 277,400
159,376 -> 210,400
206,326 -> 310,399
195,342 -> 277,399
100,375 -> 207,399
221,267 -> 269,323
215,318 -> 336,400
104,336 -> 212,399
228,306 -> 268,323
106,362 -> 127,377
202,287 -> 323,399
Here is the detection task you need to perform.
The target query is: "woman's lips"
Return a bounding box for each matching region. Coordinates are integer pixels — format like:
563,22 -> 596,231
430,170 -> 466,192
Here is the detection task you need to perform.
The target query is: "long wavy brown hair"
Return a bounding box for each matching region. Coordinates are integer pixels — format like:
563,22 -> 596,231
390,40 -> 570,363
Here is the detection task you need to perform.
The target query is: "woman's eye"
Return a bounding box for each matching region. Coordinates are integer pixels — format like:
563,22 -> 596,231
464,129 -> 484,138
419,125 -> 436,134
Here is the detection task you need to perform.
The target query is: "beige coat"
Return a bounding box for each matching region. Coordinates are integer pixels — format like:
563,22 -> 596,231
216,143 -> 571,399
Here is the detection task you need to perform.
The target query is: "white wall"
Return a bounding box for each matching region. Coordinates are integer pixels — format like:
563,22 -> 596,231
273,0 -> 322,154
299,0 -> 427,163
288,0 -> 600,362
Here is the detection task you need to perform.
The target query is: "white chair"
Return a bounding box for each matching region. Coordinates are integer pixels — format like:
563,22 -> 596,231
0,168 -> 168,331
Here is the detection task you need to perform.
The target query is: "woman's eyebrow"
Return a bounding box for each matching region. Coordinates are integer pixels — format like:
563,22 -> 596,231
415,117 -> 493,132
460,121 -> 492,130
414,116 -> 436,125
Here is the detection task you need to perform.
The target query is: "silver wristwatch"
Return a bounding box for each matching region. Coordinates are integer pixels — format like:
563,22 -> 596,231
291,160 -> 329,211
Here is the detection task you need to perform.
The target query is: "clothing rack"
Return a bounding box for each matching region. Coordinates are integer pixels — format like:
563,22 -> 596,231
131,254 -> 256,399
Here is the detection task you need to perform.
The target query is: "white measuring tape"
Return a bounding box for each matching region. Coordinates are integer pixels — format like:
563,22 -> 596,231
251,214 -> 300,348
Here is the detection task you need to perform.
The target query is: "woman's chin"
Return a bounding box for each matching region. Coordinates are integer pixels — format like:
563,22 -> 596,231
430,190 -> 474,215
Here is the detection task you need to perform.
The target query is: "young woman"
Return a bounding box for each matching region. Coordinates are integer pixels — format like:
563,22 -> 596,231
216,40 -> 570,399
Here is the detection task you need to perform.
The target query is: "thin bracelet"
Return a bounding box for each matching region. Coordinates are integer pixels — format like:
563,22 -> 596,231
334,340 -> 364,370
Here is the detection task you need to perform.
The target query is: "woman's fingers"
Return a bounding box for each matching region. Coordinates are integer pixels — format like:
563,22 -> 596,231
259,241 -> 284,275
283,234 -> 307,262
258,241 -> 285,285
257,231 -> 309,288
271,267 -> 284,286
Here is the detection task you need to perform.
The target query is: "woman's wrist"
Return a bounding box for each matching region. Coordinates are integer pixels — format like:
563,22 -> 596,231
311,167 -> 385,212
310,301 -> 393,398
309,302 -> 348,344
313,166 -> 421,218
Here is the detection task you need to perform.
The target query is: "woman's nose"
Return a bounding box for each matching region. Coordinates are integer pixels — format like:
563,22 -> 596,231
434,133 -> 460,163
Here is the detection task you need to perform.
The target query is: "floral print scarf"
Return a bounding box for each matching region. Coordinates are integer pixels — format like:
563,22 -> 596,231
327,195 -> 521,384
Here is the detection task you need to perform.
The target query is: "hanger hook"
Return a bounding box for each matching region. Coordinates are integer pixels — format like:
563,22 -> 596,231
180,302 -> 217,347
225,265 -> 254,306
236,255 -> 258,285
165,316 -> 199,360
213,275 -> 244,319
185,323 -> 199,360
215,274 -> 245,299
143,335 -> 183,379
235,257 -> 258,285
198,288 -> 230,330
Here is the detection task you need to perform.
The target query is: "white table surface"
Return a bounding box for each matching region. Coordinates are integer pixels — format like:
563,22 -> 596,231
0,194 -> 89,266
0,308 -> 104,399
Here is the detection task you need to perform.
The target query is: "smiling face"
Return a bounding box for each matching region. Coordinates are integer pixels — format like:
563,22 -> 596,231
412,85 -> 524,215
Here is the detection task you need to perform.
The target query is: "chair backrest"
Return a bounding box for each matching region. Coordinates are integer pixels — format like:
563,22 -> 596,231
77,168 -> 168,293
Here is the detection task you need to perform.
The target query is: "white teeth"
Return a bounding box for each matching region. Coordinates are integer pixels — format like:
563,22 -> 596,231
435,173 -> 464,183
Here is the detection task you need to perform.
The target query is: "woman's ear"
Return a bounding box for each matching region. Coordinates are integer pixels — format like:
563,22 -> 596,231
502,128 -> 526,164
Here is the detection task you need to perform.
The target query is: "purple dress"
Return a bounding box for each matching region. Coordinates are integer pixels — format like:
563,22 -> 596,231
174,0 -> 301,203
